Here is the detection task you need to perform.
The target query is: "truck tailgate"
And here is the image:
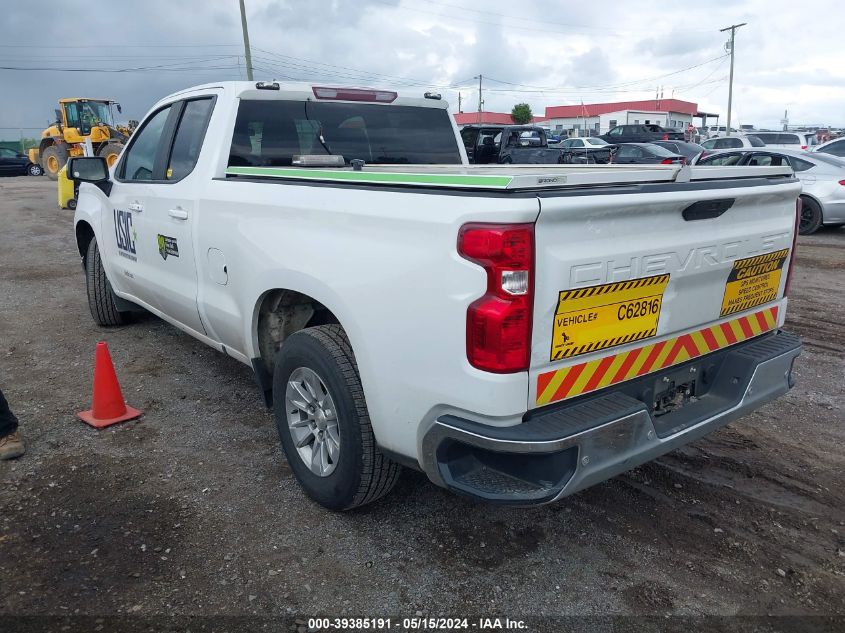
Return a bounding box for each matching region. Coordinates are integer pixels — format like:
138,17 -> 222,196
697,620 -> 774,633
531,175 -> 801,409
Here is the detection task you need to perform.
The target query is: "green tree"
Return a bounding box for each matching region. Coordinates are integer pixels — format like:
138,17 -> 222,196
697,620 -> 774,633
511,103 -> 533,124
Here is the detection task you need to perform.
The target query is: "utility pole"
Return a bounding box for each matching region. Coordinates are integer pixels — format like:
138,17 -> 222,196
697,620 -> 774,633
458,92 -> 462,113
720,22 -> 746,137
475,74 -> 483,123
238,0 -> 254,81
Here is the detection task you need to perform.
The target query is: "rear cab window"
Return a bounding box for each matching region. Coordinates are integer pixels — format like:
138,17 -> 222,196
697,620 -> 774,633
229,100 -> 461,166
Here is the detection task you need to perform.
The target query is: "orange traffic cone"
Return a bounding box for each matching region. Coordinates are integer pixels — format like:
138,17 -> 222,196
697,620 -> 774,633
77,341 -> 142,428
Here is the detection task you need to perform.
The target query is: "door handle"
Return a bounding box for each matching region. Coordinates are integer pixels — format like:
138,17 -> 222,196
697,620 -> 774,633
128,201 -> 143,212
168,208 -> 188,220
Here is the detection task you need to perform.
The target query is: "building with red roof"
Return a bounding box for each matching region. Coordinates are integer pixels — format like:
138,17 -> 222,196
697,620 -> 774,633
453,99 -> 718,136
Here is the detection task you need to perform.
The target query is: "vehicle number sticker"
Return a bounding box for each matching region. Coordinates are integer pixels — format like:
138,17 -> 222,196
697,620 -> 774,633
550,274 -> 670,361
720,249 -> 789,316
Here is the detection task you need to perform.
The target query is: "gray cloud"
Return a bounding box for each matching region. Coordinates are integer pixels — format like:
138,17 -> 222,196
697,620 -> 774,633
0,0 -> 843,134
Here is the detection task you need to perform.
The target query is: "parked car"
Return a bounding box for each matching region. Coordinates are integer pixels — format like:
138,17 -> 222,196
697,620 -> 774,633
558,136 -> 612,163
700,135 -> 765,152
651,140 -> 705,161
693,148 -> 845,234
0,148 -> 44,176
701,125 -> 740,139
813,137 -> 845,157
608,142 -> 685,165
460,125 -> 563,164
600,124 -> 684,144
751,132 -> 814,150
69,80 -> 802,510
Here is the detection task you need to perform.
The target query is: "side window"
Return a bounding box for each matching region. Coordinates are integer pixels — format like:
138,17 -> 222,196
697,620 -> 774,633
724,138 -> 742,148
572,139 -> 584,148
747,153 -> 783,167
617,145 -> 639,158
460,128 -> 477,151
64,104 -> 80,129
748,135 -> 765,147
0,148 -> 15,158
701,138 -> 717,149
607,127 -> 623,137
167,98 -> 214,181
702,153 -> 743,166
821,139 -> 845,157
120,106 -> 172,181
788,157 -> 815,172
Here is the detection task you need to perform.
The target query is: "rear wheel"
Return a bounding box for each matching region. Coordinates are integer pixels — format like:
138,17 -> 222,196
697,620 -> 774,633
27,163 -> 43,176
41,145 -> 68,181
85,237 -> 126,326
799,196 -> 823,235
272,325 -> 401,511
98,142 -> 123,168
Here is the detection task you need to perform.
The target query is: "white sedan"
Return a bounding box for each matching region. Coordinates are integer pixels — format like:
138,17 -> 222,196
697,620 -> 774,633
693,148 -> 845,234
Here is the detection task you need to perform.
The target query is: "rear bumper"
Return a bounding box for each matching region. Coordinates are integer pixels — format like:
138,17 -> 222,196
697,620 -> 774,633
421,330 -> 801,505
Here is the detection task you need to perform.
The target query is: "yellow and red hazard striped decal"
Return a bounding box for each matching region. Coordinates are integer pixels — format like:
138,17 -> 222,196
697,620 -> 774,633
536,305 -> 779,406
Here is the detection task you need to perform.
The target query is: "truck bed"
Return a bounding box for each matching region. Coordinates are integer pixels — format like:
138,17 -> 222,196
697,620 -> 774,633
225,163 -> 795,191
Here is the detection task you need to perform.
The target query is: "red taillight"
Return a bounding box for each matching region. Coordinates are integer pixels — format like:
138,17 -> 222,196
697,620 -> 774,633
662,133 -> 669,140
312,86 -> 397,102
784,198 -> 801,296
838,180 -> 845,186
801,145 -> 807,150
660,158 -> 677,164
458,223 -> 534,373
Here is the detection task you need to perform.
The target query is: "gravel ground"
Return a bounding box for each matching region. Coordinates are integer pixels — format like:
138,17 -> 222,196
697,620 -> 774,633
0,177 -> 843,630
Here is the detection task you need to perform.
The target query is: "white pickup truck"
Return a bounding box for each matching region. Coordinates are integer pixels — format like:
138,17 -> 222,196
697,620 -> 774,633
71,81 -> 802,510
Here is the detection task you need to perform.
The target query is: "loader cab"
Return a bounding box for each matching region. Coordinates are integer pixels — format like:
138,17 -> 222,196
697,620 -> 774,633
61,100 -> 116,138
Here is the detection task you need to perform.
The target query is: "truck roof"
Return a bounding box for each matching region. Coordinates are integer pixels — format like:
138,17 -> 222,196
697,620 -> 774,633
159,81 -> 450,110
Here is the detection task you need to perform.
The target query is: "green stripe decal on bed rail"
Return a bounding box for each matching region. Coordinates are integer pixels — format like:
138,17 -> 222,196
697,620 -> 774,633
225,166 -> 513,188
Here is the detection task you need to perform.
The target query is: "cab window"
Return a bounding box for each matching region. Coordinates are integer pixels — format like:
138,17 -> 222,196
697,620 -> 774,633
229,100 -> 461,166
607,127 -> 623,137
119,105 -> 172,181
167,98 -> 215,180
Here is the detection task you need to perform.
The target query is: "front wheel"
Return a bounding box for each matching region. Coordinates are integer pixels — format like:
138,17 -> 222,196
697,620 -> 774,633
272,325 -> 401,511
85,237 -> 126,326
27,163 -> 43,176
799,196 -> 823,235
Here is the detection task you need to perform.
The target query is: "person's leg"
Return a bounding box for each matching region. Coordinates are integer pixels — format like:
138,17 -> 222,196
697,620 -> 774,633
0,388 -> 24,460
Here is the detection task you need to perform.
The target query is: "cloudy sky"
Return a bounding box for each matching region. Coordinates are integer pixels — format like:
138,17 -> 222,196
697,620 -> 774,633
1,0 -> 843,137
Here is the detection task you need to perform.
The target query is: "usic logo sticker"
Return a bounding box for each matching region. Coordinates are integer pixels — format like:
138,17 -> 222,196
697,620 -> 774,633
114,209 -> 137,262
157,234 -> 179,261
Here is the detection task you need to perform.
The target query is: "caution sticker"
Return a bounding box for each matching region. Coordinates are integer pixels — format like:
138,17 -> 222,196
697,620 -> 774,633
550,274 -> 670,361
720,249 -> 789,316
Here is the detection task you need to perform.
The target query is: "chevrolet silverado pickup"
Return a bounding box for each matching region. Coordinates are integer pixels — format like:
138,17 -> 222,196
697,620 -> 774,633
70,81 -> 802,510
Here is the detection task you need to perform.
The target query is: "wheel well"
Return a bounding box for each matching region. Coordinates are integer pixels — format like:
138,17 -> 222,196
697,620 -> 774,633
256,289 -> 339,376
75,221 -> 95,265
799,193 -> 821,209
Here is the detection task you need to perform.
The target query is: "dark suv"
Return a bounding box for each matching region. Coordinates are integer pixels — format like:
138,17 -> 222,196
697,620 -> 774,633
600,124 -> 684,144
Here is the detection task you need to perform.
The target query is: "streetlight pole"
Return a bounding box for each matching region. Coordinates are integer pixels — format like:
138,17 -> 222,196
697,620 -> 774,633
239,0 -> 254,81
720,22 -> 746,137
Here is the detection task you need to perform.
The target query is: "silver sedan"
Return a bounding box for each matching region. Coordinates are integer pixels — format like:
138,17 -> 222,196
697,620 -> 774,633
692,148 -> 845,234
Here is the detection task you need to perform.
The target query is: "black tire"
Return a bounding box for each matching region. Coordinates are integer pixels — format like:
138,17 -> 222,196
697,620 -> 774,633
27,163 -> 43,176
85,237 -> 125,326
98,142 -> 124,169
68,199 -> 77,210
41,144 -> 68,181
272,325 -> 401,510
799,196 -> 823,235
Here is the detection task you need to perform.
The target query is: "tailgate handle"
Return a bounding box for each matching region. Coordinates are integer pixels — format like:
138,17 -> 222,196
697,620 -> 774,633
682,198 -> 734,221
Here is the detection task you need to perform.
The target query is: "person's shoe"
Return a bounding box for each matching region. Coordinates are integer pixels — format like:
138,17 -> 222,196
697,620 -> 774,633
0,431 -> 25,460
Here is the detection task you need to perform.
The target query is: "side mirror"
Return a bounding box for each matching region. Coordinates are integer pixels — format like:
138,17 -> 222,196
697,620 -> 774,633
67,157 -> 112,195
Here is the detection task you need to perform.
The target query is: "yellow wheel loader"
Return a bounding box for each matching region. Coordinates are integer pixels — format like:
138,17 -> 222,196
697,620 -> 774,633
28,99 -> 133,180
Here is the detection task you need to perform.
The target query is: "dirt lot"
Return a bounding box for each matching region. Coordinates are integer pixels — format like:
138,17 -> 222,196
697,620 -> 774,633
1,177 -> 843,630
